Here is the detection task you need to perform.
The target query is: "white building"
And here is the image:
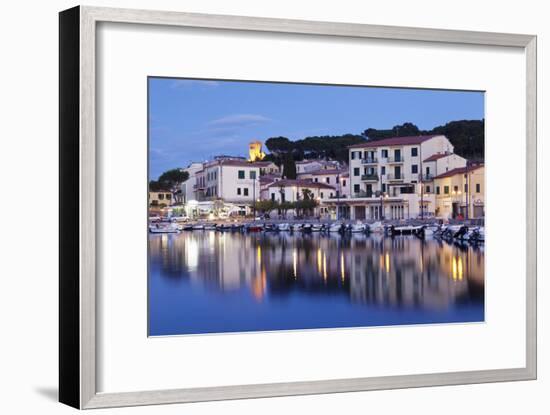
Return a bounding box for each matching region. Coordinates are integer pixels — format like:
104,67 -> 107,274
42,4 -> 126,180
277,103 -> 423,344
266,179 -> 335,203
295,159 -> 340,174
345,134 -> 465,220
180,162 -> 204,203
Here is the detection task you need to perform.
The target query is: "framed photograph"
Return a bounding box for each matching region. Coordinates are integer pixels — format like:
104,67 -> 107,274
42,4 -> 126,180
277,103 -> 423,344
59,6 -> 537,409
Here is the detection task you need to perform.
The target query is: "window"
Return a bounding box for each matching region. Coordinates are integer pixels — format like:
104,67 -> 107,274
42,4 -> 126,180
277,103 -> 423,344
166,193 -> 171,199
342,179 -> 346,186
411,147 -> 418,157
151,200 -> 158,206
158,194 -> 164,200
271,193 -> 275,201
250,171 -> 256,180
320,192 -> 324,199
454,185 -> 459,192
237,188 -> 241,195
314,177 -> 319,182
382,183 -> 386,193
244,188 -> 249,196
436,186 -> 440,195
238,170 -> 245,179
326,177 -> 330,183
351,151 -> 356,160
426,166 -> 430,175
381,166 -> 386,175
381,149 -> 388,158
354,184 -> 360,193
476,183 -> 481,193
353,167 -> 360,176
444,186 -> 449,194
425,185 -> 431,193
411,164 -> 418,174
464,184 -> 468,193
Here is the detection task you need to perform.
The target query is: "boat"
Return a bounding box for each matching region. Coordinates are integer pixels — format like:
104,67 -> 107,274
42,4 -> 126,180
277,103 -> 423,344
369,221 -> 384,233
277,223 -> 291,232
203,224 -> 217,231
246,223 -> 264,232
216,223 -> 233,231
192,224 -> 205,230
311,223 -> 324,232
149,223 -> 181,234
182,224 -> 194,231
263,224 -> 278,232
350,221 -> 368,233
301,223 -> 313,233
291,223 -> 303,232
231,224 -> 244,232
328,222 -> 344,233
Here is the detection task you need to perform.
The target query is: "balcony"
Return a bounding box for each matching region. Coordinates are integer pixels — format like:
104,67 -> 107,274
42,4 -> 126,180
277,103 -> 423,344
386,174 -> 404,181
361,174 -> 379,182
387,156 -> 404,163
419,174 -> 434,181
353,191 -> 375,199
361,158 -> 378,164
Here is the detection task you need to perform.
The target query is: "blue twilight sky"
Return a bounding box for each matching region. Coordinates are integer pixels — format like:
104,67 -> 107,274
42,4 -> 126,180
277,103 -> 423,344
148,78 -> 484,179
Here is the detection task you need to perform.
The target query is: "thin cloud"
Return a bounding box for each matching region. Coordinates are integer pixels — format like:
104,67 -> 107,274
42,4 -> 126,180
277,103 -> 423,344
207,114 -> 271,128
170,79 -> 220,89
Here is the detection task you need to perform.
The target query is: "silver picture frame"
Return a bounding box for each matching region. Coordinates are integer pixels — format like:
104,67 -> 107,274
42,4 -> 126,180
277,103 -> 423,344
59,5 -> 537,409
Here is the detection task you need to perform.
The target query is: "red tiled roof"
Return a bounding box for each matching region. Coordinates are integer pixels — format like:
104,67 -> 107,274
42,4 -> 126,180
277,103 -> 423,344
423,152 -> 452,162
434,163 -> 484,179
348,135 -> 440,149
267,179 -> 335,190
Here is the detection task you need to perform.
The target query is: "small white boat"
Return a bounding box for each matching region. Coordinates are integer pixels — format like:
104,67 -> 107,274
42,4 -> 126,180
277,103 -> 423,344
350,221 -> 367,233
278,223 -> 291,232
192,224 -> 205,230
203,224 -> 217,230
328,222 -> 343,233
149,223 -> 181,234
311,224 -> 323,232
291,223 -> 302,232
369,221 -> 384,233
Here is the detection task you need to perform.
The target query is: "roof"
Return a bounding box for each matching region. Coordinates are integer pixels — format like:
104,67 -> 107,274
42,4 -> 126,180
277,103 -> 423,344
423,152 -> 453,162
296,159 -> 338,165
348,135 -> 440,149
204,159 -> 268,168
267,179 -> 335,190
434,163 -> 484,179
308,168 -> 348,176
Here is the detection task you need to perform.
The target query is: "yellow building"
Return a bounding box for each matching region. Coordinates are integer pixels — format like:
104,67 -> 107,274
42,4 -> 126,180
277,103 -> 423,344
434,163 -> 484,219
149,190 -> 173,207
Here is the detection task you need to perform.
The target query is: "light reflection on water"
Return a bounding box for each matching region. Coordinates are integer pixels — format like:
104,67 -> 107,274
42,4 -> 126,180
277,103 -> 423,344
149,232 -> 484,335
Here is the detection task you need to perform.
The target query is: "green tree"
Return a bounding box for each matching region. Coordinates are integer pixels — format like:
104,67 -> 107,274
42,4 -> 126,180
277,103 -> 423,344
150,168 -> 189,204
265,136 -> 293,154
282,154 -> 297,179
301,188 -> 314,200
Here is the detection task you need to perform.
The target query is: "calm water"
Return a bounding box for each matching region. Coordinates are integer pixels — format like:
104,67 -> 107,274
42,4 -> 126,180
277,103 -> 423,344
149,231 -> 484,336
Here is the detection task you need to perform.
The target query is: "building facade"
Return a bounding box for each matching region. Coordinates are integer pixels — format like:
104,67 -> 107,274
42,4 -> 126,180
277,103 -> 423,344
434,163 -> 485,219
345,135 -> 466,220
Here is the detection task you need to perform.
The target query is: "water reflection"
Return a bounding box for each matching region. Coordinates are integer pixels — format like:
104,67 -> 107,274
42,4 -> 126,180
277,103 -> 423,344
149,232 -> 484,335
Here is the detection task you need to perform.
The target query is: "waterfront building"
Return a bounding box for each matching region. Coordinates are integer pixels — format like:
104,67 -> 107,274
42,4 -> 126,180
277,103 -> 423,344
180,162 -> 204,203
433,163 -> 485,219
345,134 -> 466,220
266,179 -> 335,203
148,190 -> 173,207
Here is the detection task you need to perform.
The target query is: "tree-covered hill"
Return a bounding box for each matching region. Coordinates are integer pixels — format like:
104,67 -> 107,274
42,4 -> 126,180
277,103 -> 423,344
265,119 -> 484,164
